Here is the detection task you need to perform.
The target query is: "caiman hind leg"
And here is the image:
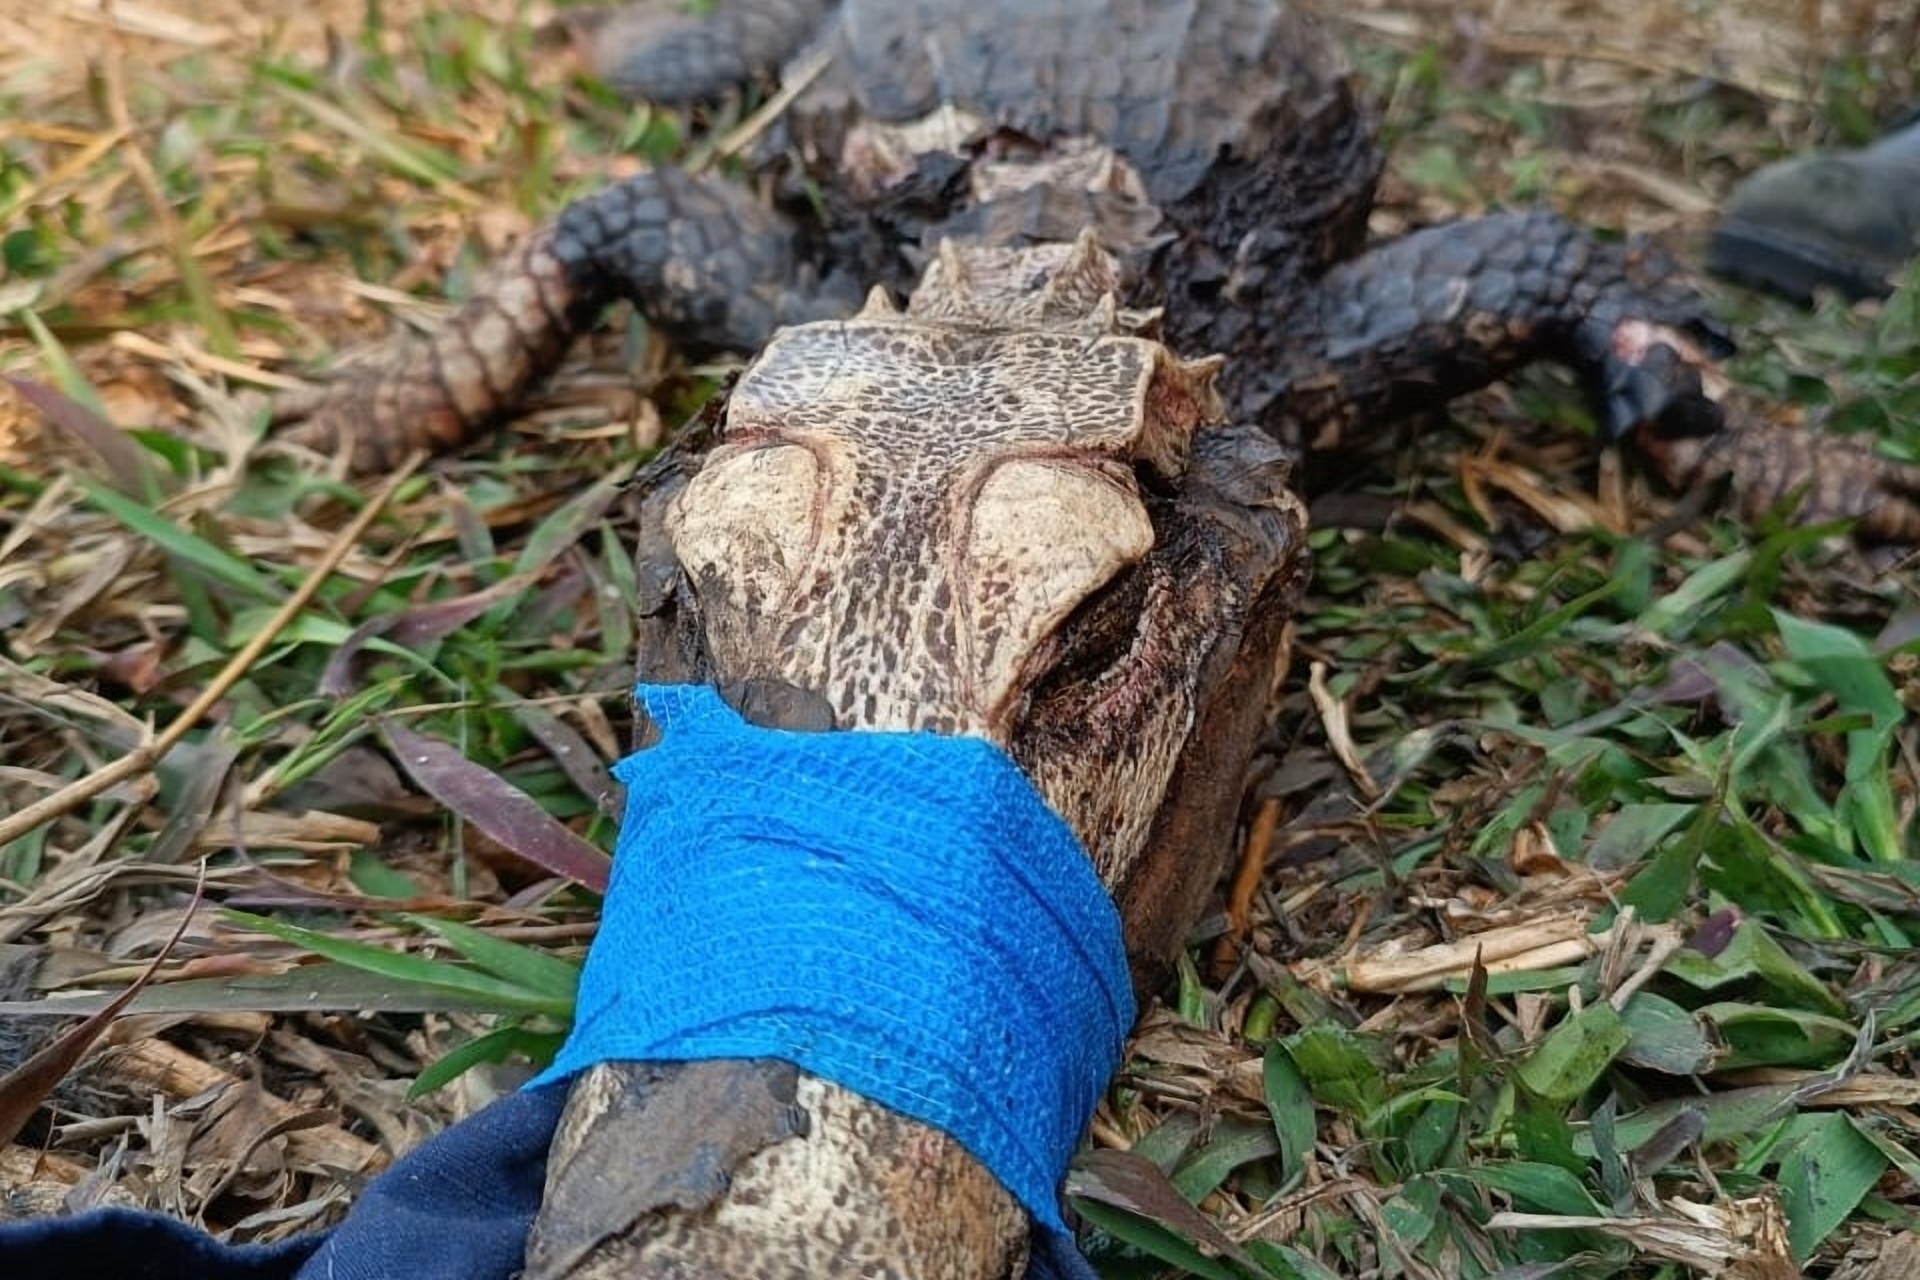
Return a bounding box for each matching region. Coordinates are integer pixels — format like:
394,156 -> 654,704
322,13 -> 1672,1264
275,168 -> 858,472
1632,413 -> 1920,545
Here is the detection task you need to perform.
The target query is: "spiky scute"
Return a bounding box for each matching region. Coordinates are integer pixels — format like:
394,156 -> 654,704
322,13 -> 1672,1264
669,234 -> 1229,742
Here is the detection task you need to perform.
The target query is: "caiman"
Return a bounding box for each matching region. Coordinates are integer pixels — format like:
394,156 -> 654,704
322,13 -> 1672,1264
271,1 -> 1920,1277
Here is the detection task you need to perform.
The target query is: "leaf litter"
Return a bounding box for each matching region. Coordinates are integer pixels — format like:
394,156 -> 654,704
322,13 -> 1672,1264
0,0 -> 1916,1274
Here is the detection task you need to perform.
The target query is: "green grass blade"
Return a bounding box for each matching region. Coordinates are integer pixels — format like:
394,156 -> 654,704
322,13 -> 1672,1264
77,477 -> 284,603
223,910 -> 572,1017
403,914 -> 581,1002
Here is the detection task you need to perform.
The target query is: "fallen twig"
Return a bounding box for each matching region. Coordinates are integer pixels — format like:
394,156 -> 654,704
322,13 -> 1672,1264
0,454 -> 424,850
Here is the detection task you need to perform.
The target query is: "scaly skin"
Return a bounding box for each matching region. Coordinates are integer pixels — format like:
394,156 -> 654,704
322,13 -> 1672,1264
274,0 -> 1920,545
276,169 -> 859,473
1200,210 -> 1736,453
582,0 -> 834,104
524,239 -> 1309,1279
1638,412 -> 1920,544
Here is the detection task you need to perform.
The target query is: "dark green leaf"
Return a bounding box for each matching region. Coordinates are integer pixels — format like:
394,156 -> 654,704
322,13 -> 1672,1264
1617,992 -> 1718,1075
1773,1113 -> 1888,1261
1661,921 -> 1846,1016
1283,1025 -> 1386,1117
409,1023 -> 565,1096
1263,1041 -> 1316,1191
1470,1161 -> 1603,1216
223,911 -> 573,1016
1515,1003 -> 1629,1103
1171,1118 -> 1281,1203
403,914 -> 581,1002
1698,1003 -> 1857,1070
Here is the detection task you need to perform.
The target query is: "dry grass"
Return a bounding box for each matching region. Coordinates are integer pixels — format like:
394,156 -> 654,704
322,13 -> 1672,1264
0,1 -> 1916,1274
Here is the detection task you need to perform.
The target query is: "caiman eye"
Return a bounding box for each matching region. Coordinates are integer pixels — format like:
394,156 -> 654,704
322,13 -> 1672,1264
961,459 -> 1152,708
1026,549 -> 1155,699
669,443 -> 821,611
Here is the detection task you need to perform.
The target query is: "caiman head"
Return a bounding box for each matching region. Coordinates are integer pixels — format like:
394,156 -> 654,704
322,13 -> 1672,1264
531,229 -> 1310,1280
651,229 -> 1309,977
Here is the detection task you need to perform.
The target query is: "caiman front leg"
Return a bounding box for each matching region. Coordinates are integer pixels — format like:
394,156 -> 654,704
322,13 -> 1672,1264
275,168 -> 857,471
1240,209 -> 1734,452
1243,209 -> 1920,542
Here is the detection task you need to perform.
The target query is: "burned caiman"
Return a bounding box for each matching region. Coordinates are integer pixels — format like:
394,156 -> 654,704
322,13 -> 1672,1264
281,0 -> 1920,540
271,2 -> 1920,1277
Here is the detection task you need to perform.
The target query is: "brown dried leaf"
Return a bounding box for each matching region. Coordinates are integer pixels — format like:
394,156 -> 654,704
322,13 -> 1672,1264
381,719 -> 611,891
0,869 -> 203,1145
1830,1231 -> 1920,1280
273,744 -> 431,819
1066,1148 -> 1264,1273
508,695 -> 615,810
4,375 -> 154,497
1486,1191 -> 1795,1278
319,574 -> 535,697
189,807 -> 383,854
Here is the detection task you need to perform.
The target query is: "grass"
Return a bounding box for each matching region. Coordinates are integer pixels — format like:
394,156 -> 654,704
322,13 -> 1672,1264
0,1 -> 1916,1274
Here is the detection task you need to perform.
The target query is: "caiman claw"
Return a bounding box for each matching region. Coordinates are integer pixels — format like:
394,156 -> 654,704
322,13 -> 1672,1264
1578,312 -> 1733,444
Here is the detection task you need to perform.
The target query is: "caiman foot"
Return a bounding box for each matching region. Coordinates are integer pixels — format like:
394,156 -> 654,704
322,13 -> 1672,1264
1635,413 -> 1920,545
1263,210 -> 1736,454
1579,314 -> 1730,444
273,230 -> 590,473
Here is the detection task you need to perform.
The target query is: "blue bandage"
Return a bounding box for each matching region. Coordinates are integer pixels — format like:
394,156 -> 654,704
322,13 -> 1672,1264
531,683 -> 1135,1231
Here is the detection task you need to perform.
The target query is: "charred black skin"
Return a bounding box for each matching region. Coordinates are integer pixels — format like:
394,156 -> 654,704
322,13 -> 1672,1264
278,2 -> 1920,542
281,0 -> 1731,480
1215,210 -> 1732,452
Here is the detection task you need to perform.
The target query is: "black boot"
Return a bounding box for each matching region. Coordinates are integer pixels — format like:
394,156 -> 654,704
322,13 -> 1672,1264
1708,116 -> 1920,303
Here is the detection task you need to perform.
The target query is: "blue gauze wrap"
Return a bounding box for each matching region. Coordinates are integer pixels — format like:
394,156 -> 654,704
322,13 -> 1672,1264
531,683 -> 1136,1233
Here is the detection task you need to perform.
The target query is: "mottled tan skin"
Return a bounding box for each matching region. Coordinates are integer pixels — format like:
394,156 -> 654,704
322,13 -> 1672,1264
524,232 -> 1307,1279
